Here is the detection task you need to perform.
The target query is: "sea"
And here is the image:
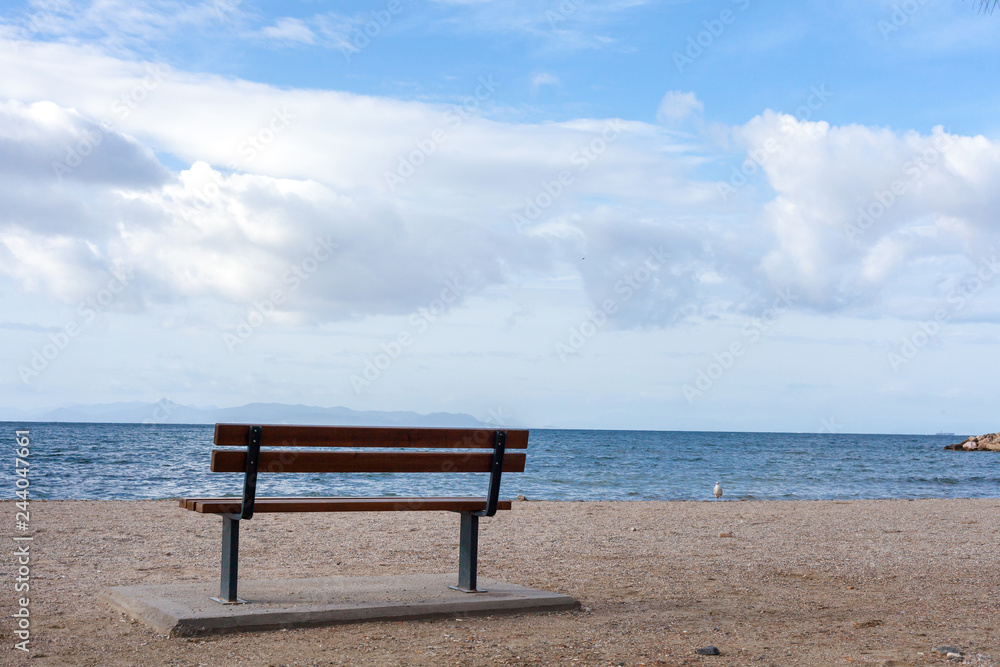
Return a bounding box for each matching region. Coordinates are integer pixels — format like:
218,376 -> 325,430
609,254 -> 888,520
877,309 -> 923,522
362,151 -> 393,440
1,423 -> 996,502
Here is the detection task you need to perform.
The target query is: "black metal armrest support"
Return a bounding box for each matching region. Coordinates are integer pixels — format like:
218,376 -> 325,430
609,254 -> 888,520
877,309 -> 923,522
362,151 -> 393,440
473,430 -> 506,517
453,430 -> 507,592
214,425 -> 261,604
240,425 -> 262,520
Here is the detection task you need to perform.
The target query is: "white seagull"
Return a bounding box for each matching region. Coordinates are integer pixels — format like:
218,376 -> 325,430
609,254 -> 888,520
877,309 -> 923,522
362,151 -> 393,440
713,482 -> 723,499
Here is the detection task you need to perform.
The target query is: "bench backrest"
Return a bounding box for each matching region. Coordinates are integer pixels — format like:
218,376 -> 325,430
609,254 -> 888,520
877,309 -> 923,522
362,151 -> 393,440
211,424 -> 528,519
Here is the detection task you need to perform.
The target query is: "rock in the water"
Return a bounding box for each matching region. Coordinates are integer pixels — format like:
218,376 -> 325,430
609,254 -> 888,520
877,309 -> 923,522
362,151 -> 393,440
945,432 -> 1000,451
695,646 -> 721,656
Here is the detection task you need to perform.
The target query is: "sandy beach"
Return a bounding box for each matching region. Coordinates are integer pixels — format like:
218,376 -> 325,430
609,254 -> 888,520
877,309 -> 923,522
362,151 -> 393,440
2,498 -> 998,666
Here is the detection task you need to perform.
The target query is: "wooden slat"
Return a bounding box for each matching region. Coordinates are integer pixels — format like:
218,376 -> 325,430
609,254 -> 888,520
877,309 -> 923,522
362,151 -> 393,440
214,424 -> 528,449
182,496 -> 513,514
210,450 -> 526,474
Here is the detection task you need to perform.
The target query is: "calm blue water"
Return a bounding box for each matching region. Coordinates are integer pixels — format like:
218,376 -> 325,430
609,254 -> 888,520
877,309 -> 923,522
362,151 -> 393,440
1,423 -> 996,501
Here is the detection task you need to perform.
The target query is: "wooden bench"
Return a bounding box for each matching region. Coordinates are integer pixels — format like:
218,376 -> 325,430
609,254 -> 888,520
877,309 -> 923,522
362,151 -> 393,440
180,424 -> 528,604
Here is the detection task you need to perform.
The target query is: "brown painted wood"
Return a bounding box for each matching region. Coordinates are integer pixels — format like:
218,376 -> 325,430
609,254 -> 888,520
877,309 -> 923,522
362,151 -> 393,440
209,450 -> 526,474
213,424 -> 528,449
182,496 -> 513,514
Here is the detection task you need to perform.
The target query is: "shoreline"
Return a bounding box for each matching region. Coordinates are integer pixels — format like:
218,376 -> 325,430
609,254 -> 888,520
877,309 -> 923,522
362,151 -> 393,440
3,498 -> 998,665
8,495 -> 1000,503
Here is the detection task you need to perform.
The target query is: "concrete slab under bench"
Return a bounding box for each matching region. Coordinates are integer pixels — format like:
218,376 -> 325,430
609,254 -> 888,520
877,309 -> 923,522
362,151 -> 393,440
102,573 -> 580,636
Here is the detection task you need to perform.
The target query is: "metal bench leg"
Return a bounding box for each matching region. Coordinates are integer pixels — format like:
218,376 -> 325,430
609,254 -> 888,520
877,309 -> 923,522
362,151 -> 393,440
450,512 -> 481,593
211,516 -> 246,604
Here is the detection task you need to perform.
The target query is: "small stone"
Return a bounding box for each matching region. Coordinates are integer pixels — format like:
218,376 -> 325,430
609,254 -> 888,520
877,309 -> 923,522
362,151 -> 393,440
695,646 -> 721,656
719,532 -> 734,538
933,646 -> 962,655
630,527 -> 638,532
516,494 -> 527,501
946,653 -> 962,661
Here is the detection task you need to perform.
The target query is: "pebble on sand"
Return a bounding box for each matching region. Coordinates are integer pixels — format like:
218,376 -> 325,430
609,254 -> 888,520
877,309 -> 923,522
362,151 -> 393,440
695,646 -> 721,655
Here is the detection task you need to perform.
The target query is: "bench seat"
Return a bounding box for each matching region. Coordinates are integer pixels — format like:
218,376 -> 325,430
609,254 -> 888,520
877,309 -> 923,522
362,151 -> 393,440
180,496 -> 513,514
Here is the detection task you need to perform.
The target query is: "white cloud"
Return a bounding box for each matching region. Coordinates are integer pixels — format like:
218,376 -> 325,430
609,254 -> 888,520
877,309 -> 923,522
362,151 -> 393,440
0,98 -> 167,303
1,40 -> 1000,335
421,0 -> 644,51
737,111 -> 1000,315
313,13 -> 360,54
656,91 -> 703,125
0,91 -> 552,319
256,17 -> 315,45
531,72 -> 560,93
5,0 -> 242,56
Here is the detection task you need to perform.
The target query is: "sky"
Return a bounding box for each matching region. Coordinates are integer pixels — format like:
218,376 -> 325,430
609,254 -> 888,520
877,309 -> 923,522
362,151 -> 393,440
0,0 -> 999,433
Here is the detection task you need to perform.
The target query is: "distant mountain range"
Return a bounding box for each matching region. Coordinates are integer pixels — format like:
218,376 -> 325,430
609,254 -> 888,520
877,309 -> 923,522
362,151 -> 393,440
0,400 -> 492,427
